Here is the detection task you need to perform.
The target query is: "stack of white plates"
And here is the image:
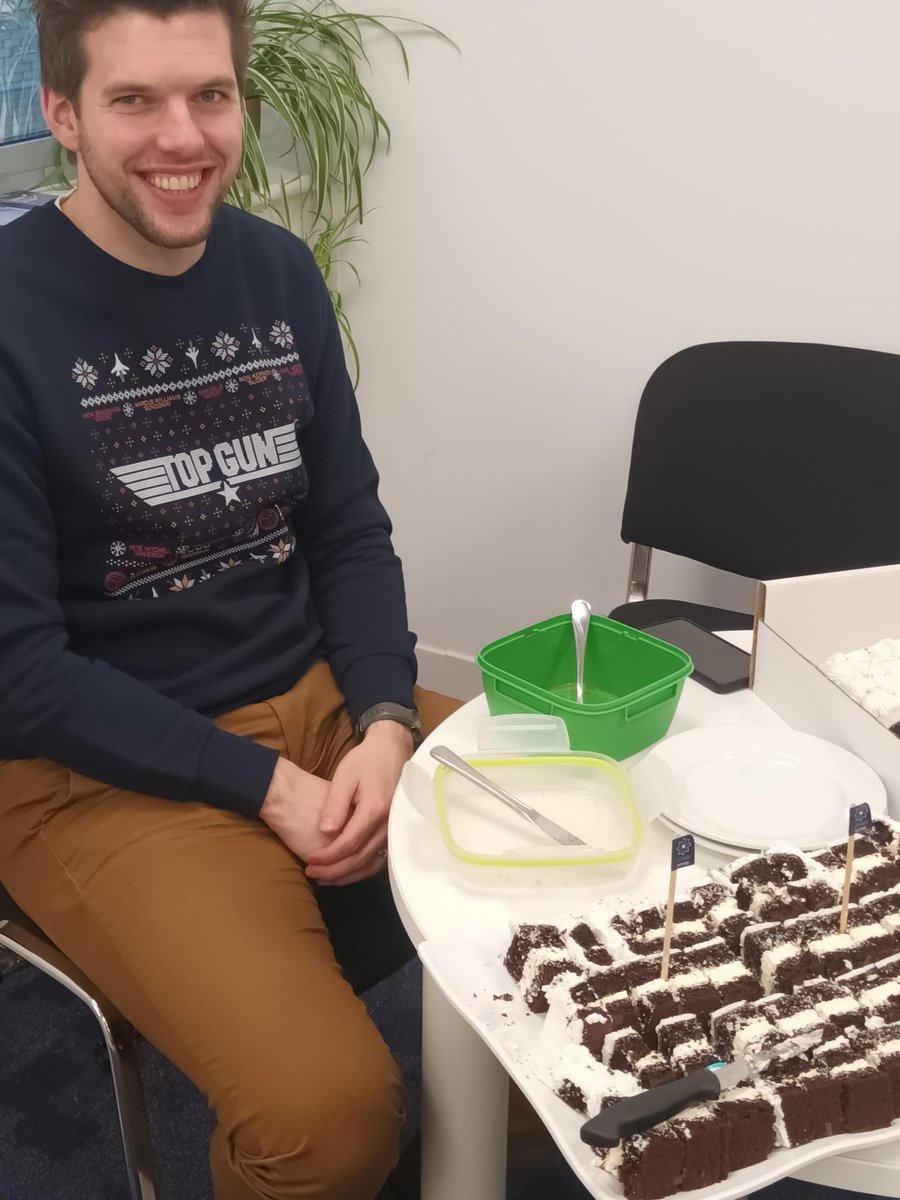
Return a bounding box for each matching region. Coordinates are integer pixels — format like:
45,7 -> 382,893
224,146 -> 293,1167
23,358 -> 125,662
636,725 -> 888,856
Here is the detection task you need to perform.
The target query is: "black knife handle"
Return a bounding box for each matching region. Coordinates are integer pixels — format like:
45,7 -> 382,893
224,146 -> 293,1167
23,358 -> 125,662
580,1069 -> 723,1148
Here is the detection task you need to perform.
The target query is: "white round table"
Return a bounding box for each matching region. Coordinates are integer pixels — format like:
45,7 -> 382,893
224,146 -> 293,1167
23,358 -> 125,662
388,678 -> 900,1200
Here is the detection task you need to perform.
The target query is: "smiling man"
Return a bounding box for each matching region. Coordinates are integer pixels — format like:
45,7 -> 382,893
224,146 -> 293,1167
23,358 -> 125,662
0,3 -> 451,1198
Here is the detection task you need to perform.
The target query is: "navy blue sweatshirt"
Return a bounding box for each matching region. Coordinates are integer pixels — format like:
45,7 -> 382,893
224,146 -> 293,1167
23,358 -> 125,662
0,201 -> 416,816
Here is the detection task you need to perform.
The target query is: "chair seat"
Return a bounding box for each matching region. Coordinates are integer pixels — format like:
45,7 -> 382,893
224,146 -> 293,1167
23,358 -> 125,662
607,599 -> 754,633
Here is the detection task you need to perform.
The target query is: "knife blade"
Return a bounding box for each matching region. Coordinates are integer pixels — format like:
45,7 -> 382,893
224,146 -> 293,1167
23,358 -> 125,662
580,1030 -> 823,1149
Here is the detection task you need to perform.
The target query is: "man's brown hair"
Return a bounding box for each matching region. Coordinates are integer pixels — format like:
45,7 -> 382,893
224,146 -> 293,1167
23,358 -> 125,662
32,0 -> 252,101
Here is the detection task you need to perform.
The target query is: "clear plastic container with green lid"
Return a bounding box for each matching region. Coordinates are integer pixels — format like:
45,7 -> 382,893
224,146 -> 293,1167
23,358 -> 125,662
405,715 -> 646,888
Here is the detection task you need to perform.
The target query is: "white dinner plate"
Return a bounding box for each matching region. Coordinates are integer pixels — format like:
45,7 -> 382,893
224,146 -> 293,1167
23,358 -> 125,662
643,725 -> 887,851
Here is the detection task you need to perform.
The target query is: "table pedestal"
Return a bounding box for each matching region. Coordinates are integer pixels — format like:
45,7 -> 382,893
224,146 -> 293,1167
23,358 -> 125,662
421,970 -> 509,1200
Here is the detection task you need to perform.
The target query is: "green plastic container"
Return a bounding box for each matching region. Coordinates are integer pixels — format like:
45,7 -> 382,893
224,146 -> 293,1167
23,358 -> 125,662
476,614 -> 693,760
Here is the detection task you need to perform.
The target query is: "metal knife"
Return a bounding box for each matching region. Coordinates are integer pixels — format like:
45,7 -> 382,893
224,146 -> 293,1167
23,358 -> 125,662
580,1032 -> 823,1149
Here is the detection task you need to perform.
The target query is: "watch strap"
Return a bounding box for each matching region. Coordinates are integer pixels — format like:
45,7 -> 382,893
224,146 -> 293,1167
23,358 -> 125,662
355,701 -> 422,748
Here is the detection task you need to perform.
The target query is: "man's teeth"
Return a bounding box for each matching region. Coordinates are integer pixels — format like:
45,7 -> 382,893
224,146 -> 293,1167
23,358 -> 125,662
147,173 -> 203,192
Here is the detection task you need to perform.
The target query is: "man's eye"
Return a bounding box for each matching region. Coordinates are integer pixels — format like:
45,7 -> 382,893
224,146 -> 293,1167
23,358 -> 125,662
199,90 -> 225,103
114,95 -> 141,106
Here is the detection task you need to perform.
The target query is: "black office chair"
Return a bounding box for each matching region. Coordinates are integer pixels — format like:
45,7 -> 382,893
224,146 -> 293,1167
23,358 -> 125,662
609,340 -> 900,631
0,869 -> 413,1200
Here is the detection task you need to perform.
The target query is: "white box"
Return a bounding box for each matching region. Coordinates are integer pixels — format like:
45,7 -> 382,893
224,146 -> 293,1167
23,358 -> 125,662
752,564 -> 900,816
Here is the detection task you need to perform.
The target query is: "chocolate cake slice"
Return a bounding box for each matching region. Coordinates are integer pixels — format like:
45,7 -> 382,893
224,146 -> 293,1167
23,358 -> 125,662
633,978 -> 680,1046
729,848 -> 808,889
590,962 -> 637,1001
847,921 -> 900,966
864,888 -> 900,932
793,978 -> 863,1032
733,1012 -> 783,1060
757,992 -> 824,1040
568,975 -> 600,1007
627,920 -> 711,956
602,1027 -> 652,1073
833,1060 -> 895,1133
795,1071 -> 844,1142
788,878 -> 842,913
691,881 -> 731,916
600,1026 -> 680,1090
604,991 -> 640,1034
849,853 -> 900,902
759,1069 -> 843,1146
716,1087 -> 777,1171
656,1013 -> 706,1060
811,847 -> 843,872
742,877 -> 838,923
860,1023 -> 900,1118
503,923 -> 565,981
709,1000 -> 759,1057
601,1126 -> 686,1200
715,909 -> 756,955
541,975 -> 616,1062
740,922 -> 781,974
812,1034 -> 855,1070
838,952 -> 900,998
669,1034 -> 717,1076
635,1052 -> 680,1090
520,948 -> 579,1013
721,1006 -> 782,1061
654,1013 -> 717,1074
759,939 -> 812,994
670,1106 -> 728,1189
807,932 -> 863,978
672,969 -> 723,1025
840,955 -> 900,1023
550,1043 -> 637,1116
746,884 -> 809,923
680,936 -> 733,970
706,959 -> 764,1006
862,817 -> 900,852
563,920 -> 613,968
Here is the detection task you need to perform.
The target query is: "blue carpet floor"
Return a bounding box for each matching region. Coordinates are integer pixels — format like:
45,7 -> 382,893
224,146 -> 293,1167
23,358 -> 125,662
0,956 -> 878,1200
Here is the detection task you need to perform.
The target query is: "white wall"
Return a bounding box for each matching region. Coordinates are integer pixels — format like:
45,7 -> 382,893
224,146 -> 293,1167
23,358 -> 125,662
332,0 -> 900,694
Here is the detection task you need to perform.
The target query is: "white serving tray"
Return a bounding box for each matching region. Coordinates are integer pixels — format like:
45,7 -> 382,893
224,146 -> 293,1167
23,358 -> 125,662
419,936 -> 900,1200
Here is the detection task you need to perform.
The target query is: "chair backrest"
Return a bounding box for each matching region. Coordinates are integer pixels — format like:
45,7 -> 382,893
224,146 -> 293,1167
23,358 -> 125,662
621,341 -> 900,580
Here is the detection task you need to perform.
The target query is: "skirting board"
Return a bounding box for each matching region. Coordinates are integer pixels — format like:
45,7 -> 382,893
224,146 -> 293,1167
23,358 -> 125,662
416,645 -> 482,702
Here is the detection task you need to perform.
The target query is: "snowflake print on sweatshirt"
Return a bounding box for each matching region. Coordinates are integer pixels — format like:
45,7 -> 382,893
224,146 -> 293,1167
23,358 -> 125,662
78,320 -> 313,600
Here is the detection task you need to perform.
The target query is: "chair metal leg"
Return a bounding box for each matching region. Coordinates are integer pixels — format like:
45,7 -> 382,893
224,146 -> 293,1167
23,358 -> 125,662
0,919 -> 158,1200
626,542 -> 653,602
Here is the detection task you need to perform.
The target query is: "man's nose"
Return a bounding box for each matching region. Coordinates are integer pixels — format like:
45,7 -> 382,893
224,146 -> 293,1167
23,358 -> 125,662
154,99 -> 206,157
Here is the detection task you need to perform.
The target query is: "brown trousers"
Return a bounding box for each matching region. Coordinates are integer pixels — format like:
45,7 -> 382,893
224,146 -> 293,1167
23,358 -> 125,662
0,661 -> 460,1200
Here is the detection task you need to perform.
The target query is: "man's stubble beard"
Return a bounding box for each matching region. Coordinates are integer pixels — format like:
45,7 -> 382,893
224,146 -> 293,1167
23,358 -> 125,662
78,131 -> 232,250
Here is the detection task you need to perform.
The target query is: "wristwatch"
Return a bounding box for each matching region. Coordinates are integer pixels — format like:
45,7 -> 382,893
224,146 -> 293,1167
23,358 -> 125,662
354,701 -> 422,749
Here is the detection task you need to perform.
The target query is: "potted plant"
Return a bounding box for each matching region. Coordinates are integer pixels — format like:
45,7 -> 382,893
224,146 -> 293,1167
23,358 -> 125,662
237,0 -> 450,375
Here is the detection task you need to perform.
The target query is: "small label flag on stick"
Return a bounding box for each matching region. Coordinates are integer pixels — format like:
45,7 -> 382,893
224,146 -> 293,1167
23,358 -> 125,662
671,834 -> 696,872
661,834 -> 695,980
840,803 -> 872,933
849,802 -> 872,838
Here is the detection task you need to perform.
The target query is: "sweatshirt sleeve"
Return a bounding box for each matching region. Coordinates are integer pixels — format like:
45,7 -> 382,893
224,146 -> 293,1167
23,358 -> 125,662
292,253 -> 417,717
0,362 -> 278,817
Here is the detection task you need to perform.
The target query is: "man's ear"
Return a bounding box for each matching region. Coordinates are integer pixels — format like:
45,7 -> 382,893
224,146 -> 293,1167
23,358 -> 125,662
42,85 -> 80,154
